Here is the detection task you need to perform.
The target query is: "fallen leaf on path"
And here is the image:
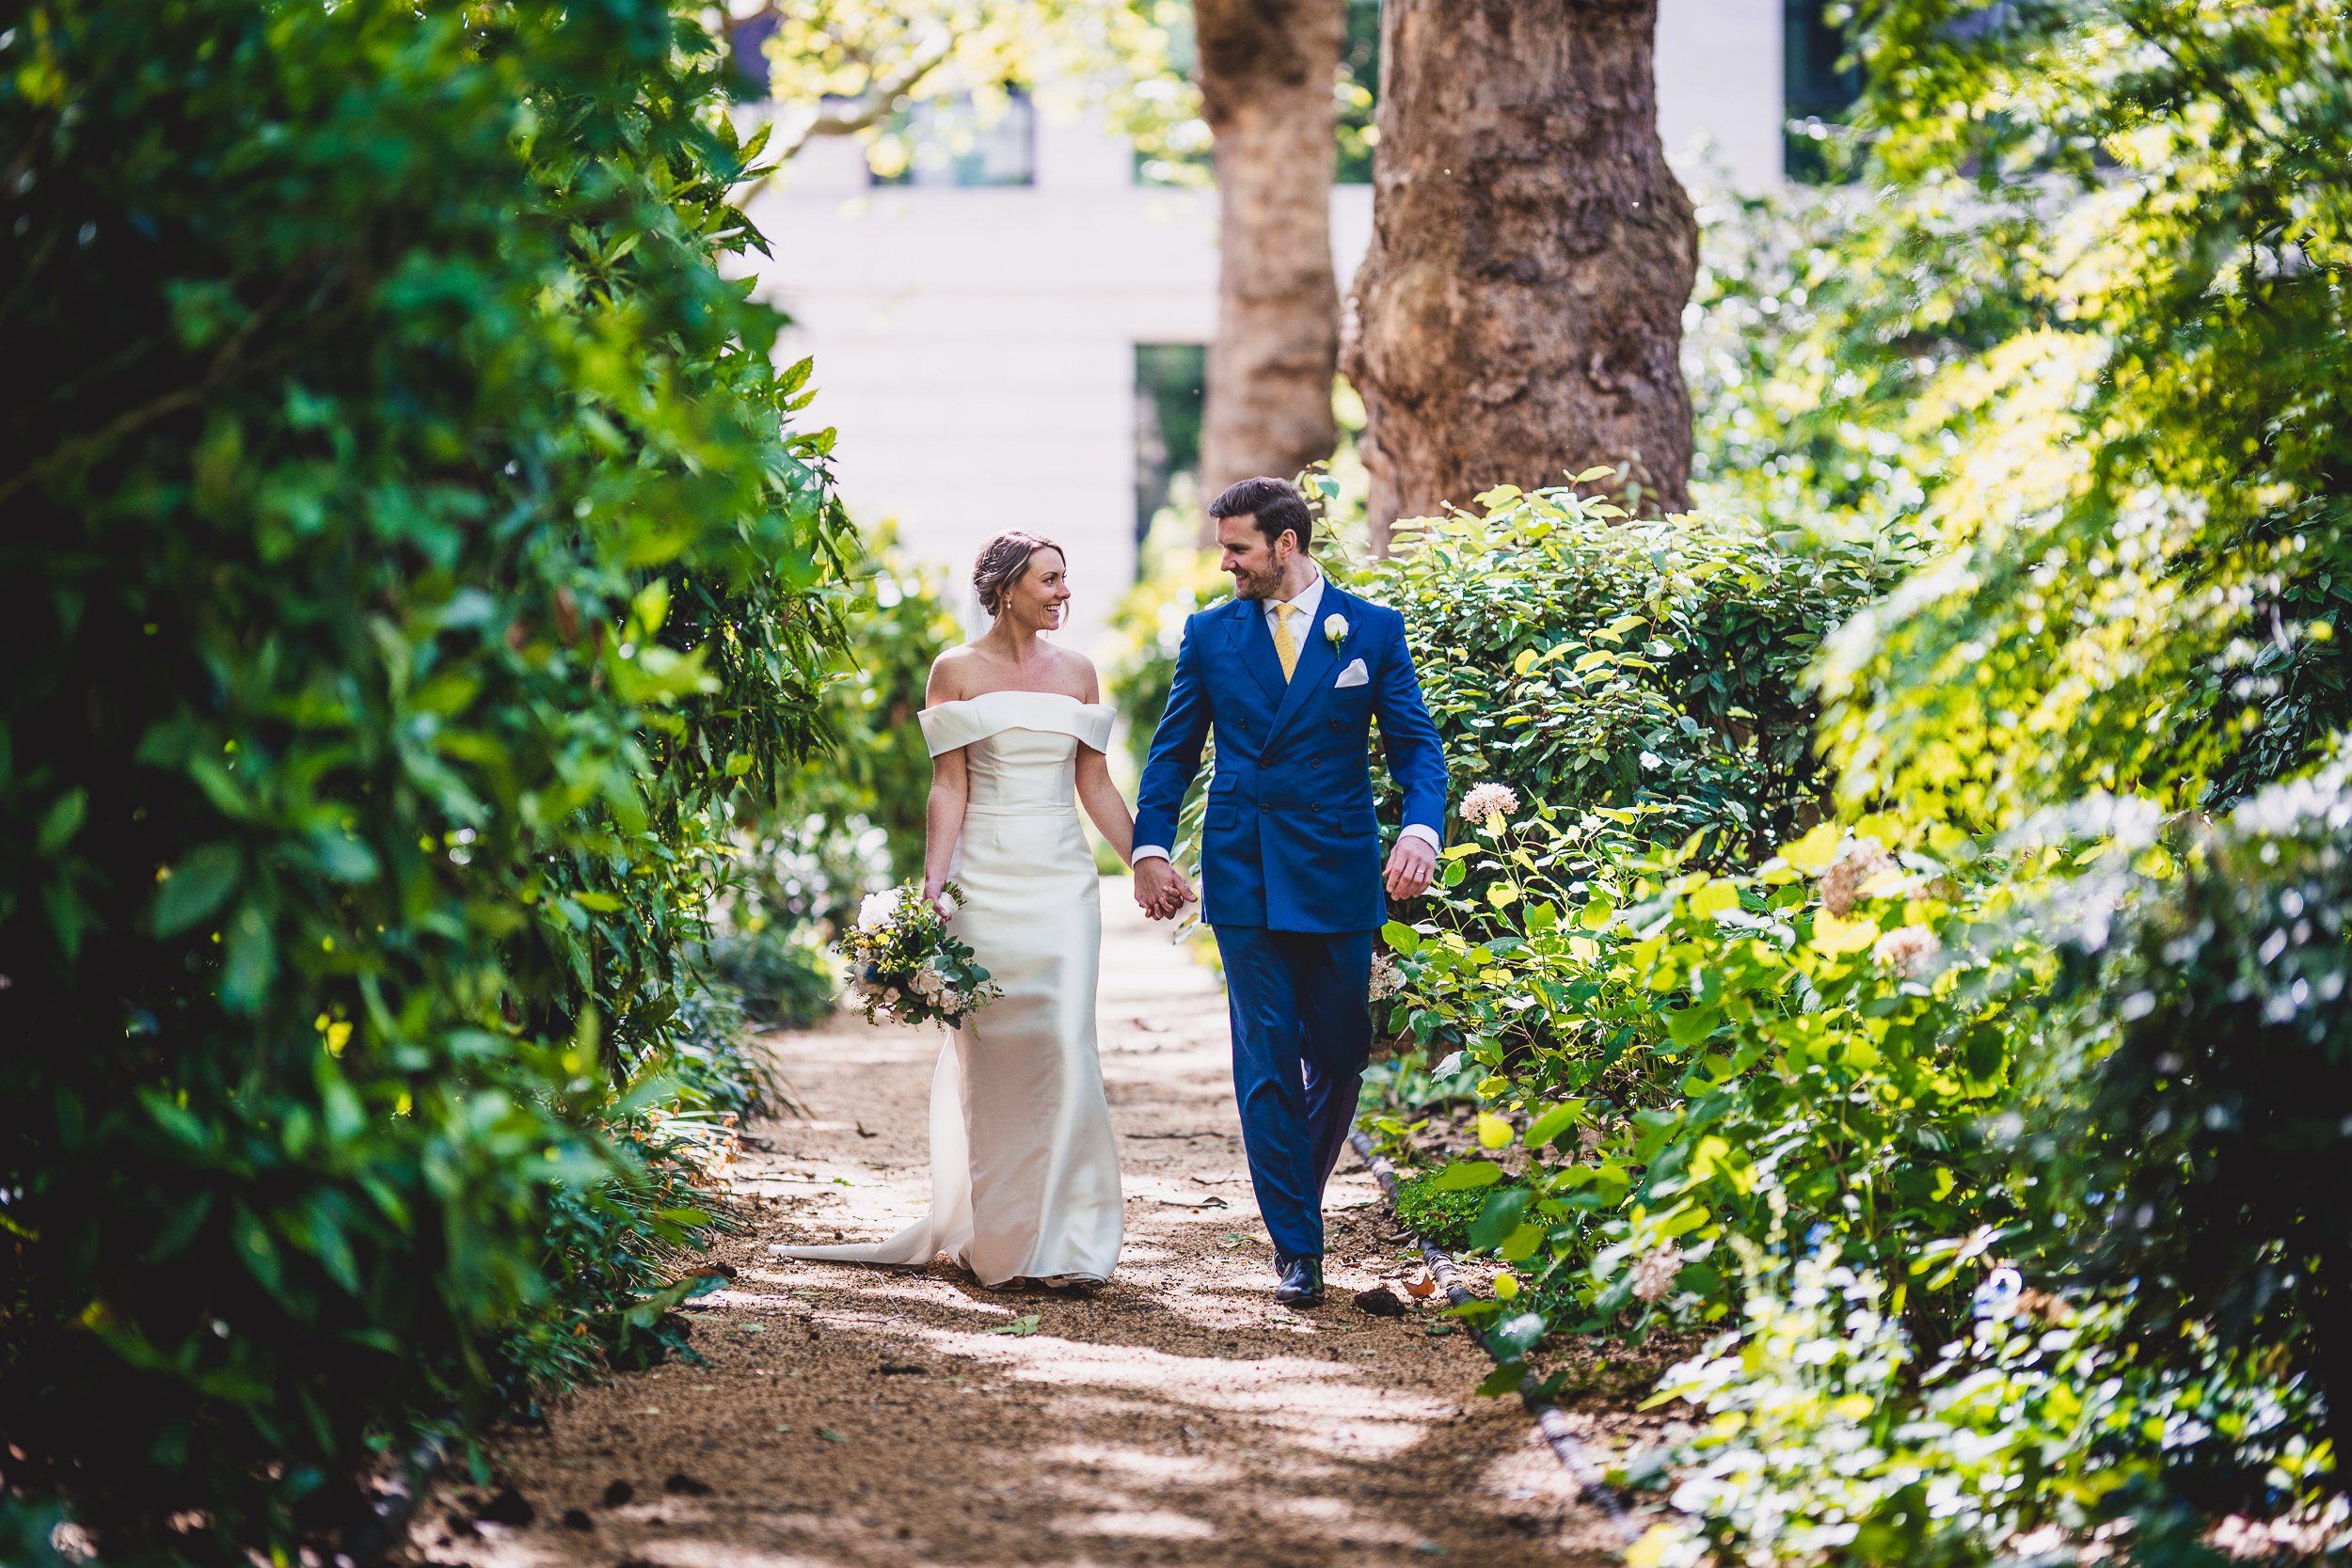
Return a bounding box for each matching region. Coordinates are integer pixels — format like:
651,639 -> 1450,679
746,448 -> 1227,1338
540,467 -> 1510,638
1400,1271 -> 1438,1299
981,1313 -> 1042,1336
1154,1194 -> 1227,1209
819,1430 -> 850,1443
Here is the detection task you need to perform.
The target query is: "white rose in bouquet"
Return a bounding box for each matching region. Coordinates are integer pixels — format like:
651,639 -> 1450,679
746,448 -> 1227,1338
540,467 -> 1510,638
858,887 -> 905,930
913,968 -> 943,997
933,890 -> 959,919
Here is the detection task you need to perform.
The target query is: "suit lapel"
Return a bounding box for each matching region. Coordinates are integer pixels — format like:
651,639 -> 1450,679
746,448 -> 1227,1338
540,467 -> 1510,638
1227,597 -> 1285,705
1265,582 -> 1345,745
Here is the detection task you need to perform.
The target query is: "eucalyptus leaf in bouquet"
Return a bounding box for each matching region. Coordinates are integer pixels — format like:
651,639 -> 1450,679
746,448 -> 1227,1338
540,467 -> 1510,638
837,881 -> 1001,1028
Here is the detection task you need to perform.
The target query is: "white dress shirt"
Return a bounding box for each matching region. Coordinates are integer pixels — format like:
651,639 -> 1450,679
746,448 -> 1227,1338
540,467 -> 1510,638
1133,563 -> 1441,867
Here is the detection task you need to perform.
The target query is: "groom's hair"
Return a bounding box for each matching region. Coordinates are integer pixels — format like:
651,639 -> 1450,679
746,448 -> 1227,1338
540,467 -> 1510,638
1209,476 -> 1313,556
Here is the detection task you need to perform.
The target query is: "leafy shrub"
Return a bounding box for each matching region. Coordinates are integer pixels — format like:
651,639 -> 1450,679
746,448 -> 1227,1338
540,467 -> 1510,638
0,0 -> 850,1558
2030,764 -> 2352,1471
706,541 -> 955,1020
702,926 -> 841,1030
1356,490 -> 1900,867
1391,1169 -> 1488,1249
1812,0 -> 2352,824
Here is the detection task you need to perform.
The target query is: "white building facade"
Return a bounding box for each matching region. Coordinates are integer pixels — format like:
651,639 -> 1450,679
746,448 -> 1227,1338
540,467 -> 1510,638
741,0 -> 1792,654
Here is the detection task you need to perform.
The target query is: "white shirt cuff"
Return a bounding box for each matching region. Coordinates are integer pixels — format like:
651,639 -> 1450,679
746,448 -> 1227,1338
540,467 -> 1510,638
1132,846 -> 1171,864
1399,824 -> 1441,851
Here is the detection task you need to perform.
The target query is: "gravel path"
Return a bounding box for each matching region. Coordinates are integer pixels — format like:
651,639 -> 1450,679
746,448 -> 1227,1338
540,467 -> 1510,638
411,885 -> 1645,1567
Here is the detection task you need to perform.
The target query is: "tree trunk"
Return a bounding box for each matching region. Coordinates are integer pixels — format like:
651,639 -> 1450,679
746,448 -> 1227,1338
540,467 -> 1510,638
1342,0 -> 1697,545
1195,0 -> 1344,531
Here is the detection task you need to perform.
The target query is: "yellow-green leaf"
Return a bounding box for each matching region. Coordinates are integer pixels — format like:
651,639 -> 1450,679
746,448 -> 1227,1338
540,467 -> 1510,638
1782,823 -> 1841,875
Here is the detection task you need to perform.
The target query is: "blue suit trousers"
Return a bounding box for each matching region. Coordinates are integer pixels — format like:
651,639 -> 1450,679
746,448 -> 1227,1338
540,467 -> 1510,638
1214,925 -> 1375,1261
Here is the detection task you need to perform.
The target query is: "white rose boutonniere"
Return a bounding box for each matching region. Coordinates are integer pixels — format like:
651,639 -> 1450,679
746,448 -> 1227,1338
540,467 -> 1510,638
1324,612 -> 1349,647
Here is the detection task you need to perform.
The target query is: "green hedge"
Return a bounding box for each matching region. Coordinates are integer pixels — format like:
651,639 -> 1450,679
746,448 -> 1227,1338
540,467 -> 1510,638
0,1 -> 850,1559
1358,491 -> 1901,865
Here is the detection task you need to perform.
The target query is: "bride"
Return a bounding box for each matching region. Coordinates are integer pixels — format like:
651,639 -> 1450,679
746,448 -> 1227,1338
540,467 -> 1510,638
775,531 -> 1167,1289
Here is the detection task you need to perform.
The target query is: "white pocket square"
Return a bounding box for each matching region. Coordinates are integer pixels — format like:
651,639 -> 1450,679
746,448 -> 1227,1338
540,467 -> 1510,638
1333,657 -> 1370,689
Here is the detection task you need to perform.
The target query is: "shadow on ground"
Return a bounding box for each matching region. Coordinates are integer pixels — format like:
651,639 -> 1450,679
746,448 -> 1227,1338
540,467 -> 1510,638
406,886 -> 1656,1568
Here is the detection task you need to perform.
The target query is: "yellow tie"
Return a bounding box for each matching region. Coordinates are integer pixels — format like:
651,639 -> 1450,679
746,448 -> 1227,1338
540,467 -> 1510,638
1273,602 -> 1301,682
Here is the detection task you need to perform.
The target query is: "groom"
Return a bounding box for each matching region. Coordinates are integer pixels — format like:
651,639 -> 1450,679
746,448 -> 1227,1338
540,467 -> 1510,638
1132,477 -> 1449,1307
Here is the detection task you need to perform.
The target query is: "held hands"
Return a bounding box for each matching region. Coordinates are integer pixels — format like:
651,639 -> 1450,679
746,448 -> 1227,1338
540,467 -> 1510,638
1133,857 -> 1196,921
1384,835 -> 1437,900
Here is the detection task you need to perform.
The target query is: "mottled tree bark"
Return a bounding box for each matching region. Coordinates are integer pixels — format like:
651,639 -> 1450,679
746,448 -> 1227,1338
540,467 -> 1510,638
1195,0 -> 1344,530
1342,0 -> 1697,545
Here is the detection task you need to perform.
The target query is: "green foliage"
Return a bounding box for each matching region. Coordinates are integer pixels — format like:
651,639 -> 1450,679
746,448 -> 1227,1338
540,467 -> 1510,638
0,0 -> 850,1558
792,546 -> 960,879
2033,765 -> 2352,1465
1814,0 -> 2352,825
705,539 -> 954,1021
1355,490 -> 1901,866
1104,518 -> 1228,776
700,924 -> 840,1029
1389,812 -> 2055,1341
1390,1168 -> 1488,1250
1349,0 -> 2352,1551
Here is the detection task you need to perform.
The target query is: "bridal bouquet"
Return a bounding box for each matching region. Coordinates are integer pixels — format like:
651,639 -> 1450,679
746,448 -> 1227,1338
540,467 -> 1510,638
837,882 -> 1001,1028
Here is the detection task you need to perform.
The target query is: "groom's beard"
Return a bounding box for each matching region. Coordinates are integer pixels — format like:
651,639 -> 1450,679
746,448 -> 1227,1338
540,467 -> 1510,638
1228,565 -> 1276,600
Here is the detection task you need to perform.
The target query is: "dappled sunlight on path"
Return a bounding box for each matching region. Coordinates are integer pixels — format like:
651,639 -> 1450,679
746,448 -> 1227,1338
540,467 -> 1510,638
406,883 -> 1635,1567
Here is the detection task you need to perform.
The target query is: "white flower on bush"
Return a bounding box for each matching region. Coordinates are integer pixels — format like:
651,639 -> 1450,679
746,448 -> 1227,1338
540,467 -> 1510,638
1871,923 -> 1942,977
1817,837 -> 1899,917
1459,782 -> 1519,829
857,887 -> 905,930
1368,953 -> 1404,1002
1630,1242 -> 1685,1302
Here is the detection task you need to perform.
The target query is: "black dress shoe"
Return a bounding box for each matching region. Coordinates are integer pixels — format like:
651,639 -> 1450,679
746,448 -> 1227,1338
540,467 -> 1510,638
1273,1253 -> 1325,1307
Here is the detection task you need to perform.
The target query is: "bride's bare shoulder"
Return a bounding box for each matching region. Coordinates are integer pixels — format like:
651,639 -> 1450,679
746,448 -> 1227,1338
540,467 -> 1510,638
927,643 -> 989,705
1048,645 -> 1104,705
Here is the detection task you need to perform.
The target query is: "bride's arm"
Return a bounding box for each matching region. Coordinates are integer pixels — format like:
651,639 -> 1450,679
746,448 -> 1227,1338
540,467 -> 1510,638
920,653 -> 968,903
1070,655 -> 1136,865
923,749 -> 968,904
1075,746 -> 1136,866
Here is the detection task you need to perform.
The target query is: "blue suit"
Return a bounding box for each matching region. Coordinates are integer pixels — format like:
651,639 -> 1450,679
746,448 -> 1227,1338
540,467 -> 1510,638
1136,580 -> 1448,1259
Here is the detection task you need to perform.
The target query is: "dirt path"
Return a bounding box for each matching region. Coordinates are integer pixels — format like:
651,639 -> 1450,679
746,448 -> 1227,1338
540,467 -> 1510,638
414,885 -> 1645,1567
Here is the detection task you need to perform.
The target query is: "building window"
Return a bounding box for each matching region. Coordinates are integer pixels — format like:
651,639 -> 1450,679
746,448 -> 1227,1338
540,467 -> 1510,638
1136,345 -> 1206,549
869,88 -> 1037,187
1784,0 -> 1863,183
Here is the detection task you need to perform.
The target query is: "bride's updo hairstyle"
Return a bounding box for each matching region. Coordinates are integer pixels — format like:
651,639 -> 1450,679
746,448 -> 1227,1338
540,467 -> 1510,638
971,530 -> 1066,616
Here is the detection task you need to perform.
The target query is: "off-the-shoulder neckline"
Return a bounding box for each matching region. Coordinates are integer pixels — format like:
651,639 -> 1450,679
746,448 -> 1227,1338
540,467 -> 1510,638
924,690 -> 1114,714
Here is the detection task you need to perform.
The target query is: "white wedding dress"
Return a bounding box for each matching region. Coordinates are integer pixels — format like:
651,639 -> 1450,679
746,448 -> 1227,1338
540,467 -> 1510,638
777,689 -> 1126,1287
